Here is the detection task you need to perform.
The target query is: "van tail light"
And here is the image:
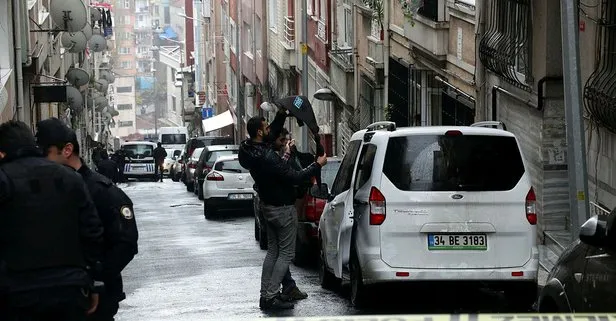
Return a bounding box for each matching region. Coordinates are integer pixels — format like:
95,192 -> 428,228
369,187 -> 386,225
206,172 -> 224,181
305,196 -> 318,222
188,163 -> 196,169
525,187 -> 537,225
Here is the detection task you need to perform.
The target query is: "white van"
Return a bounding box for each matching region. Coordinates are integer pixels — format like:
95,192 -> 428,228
158,127 -> 188,151
121,141 -> 158,181
314,121 -> 538,308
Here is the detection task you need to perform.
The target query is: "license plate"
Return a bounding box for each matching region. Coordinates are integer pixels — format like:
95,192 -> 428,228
428,234 -> 487,250
228,193 -> 253,200
131,166 -> 145,171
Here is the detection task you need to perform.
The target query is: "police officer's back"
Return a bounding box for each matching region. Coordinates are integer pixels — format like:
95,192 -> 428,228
0,120 -> 104,321
36,118 -> 139,321
96,150 -> 119,183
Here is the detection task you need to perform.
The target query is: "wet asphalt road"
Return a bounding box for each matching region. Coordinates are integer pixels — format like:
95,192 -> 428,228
115,180 -> 539,321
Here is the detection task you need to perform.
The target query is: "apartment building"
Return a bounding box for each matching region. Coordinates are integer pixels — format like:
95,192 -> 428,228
111,0 -> 138,138
0,0 -> 15,122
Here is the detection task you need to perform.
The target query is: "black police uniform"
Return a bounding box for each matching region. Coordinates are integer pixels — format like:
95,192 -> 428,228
97,158 -> 119,183
77,162 -> 138,321
110,151 -> 127,183
0,149 -> 104,321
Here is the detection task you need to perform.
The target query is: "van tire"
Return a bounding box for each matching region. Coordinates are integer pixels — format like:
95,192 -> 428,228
505,282 -> 538,311
318,242 -> 339,290
350,249 -> 369,308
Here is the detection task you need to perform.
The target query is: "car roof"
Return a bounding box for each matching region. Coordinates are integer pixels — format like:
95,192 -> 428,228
205,145 -> 239,151
350,126 -> 516,141
214,155 -> 239,163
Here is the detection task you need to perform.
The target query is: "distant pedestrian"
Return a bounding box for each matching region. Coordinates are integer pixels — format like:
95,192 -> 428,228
153,142 -> 167,182
0,120 -> 104,321
111,150 -> 128,183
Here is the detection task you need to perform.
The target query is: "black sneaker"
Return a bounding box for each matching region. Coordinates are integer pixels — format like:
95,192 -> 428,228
259,297 -> 294,310
280,286 -> 308,301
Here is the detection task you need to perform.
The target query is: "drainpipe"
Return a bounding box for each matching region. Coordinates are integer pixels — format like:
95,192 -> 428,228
474,0 -> 485,120
537,76 -> 564,111
12,0 -> 26,121
382,0 -> 390,121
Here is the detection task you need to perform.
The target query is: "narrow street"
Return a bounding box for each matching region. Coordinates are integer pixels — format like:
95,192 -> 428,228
115,181 -> 538,321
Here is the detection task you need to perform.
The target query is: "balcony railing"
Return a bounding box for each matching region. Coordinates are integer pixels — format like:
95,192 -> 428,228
284,16 -> 295,49
590,201 -> 612,216
366,37 -> 384,68
317,20 -> 327,42
330,46 -> 353,71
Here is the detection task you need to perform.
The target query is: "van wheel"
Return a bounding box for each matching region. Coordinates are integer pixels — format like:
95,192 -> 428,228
505,282 -> 538,311
350,249 -> 369,307
186,182 -> 193,192
204,203 -> 216,219
318,243 -> 339,290
254,219 -> 260,241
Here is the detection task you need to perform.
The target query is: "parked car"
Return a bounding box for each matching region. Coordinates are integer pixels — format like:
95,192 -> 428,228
538,212 -> 616,312
121,141 -> 158,181
184,147 -> 205,191
182,136 -> 234,168
254,157 -> 342,262
163,149 -> 181,177
194,145 -> 240,199
170,150 -> 185,182
203,155 -> 255,219
312,121 -> 538,308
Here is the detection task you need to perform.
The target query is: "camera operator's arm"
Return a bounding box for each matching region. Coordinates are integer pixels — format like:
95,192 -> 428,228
265,150 -> 327,184
266,109 -> 288,142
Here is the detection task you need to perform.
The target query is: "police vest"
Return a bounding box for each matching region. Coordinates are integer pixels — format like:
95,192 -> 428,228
0,157 -> 86,272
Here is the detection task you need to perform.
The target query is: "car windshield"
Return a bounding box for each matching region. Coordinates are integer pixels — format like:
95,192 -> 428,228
217,159 -> 249,173
161,134 -> 187,145
122,144 -> 154,159
322,161 -> 342,187
207,150 -> 239,165
382,135 -> 525,191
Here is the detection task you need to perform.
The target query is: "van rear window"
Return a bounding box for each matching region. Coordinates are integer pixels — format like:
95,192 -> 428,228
383,135 -> 525,191
122,145 -> 154,159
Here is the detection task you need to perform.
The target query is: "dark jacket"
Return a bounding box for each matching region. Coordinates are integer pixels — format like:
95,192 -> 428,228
153,147 -> 167,164
97,159 -> 119,182
239,140 -> 321,206
0,148 -> 104,293
77,163 -> 138,302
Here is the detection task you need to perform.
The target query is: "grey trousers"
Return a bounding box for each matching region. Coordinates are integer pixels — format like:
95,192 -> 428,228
260,204 -> 298,300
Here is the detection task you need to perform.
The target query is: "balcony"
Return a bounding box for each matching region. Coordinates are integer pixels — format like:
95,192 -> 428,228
283,16 -> 295,50
329,47 -> 354,105
366,36 -> 384,68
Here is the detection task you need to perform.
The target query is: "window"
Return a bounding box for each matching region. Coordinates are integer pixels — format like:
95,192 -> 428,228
268,0 -> 277,31
354,144 -> 377,191
120,32 -> 131,40
137,46 -> 148,54
418,0 -> 439,21
330,140 -> 361,196
207,150 -> 239,166
124,0 -> 130,9
230,20 -> 236,52
120,61 -> 132,69
322,160 -> 342,187
343,6 -> 352,47
216,159 -> 249,173
154,5 -> 159,15
119,121 -> 134,127
319,0 -> 327,21
255,17 -> 262,53
117,86 -> 132,93
117,104 -> 132,110
308,0 -> 313,16
164,6 -> 170,24
122,144 -> 154,158
161,134 -> 187,145
244,23 -> 252,54
382,135 -> 525,191
119,47 -> 131,54
119,15 -> 130,25
172,96 -> 176,111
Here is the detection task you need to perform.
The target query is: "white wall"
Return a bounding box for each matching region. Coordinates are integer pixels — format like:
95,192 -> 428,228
111,76 -> 137,138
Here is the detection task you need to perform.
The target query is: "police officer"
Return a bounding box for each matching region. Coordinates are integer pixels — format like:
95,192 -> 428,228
36,118 -> 139,321
111,149 -> 128,183
0,120 -> 104,321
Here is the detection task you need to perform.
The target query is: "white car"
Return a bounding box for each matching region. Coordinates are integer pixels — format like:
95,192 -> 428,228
202,155 -> 255,219
313,121 -> 538,308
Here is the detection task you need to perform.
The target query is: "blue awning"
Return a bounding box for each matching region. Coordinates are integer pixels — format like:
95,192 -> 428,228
159,26 -> 178,40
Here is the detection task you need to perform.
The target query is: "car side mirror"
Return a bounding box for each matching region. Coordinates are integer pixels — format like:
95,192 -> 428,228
309,183 -> 329,199
579,215 -> 609,248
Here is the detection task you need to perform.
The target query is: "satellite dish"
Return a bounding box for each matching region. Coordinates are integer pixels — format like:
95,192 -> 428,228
89,35 -> 107,52
94,78 -> 109,93
50,0 -> 88,32
65,68 -> 90,87
61,32 -> 88,53
66,86 -> 84,111
109,108 -> 119,117
99,70 -> 115,83
92,26 -> 103,36
95,96 -> 108,107
82,23 -> 93,40
90,7 -> 102,21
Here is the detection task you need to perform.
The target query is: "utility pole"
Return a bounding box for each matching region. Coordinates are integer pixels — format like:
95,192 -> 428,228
560,0 -> 590,238
300,0 -> 308,152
